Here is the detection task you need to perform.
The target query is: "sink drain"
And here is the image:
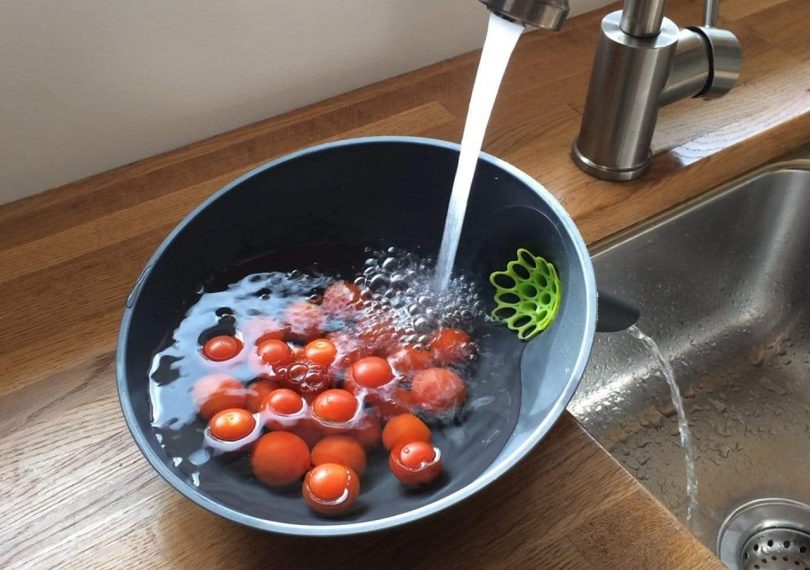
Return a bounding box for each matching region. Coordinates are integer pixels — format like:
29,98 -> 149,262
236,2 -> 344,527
741,528 -> 810,570
718,498 -> 810,570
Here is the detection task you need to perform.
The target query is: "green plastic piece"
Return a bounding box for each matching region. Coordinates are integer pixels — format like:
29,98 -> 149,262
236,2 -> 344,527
489,248 -> 562,341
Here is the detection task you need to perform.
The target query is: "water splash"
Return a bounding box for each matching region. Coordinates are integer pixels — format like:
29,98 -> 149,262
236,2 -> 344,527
434,13 -> 524,291
627,325 -> 699,525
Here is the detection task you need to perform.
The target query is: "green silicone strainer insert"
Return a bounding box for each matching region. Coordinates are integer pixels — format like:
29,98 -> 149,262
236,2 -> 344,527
489,248 -> 561,341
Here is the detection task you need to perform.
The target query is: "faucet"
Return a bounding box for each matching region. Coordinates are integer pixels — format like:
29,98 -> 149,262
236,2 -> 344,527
479,0 -> 570,30
571,0 -> 742,181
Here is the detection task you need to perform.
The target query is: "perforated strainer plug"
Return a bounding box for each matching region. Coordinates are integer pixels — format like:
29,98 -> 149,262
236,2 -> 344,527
489,248 -> 561,341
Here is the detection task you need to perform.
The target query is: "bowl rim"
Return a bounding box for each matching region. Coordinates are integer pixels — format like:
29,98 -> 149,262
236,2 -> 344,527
116,135 -> 597,536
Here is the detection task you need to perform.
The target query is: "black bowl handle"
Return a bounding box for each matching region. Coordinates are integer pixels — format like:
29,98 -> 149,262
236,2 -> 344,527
596,290 -> 639,332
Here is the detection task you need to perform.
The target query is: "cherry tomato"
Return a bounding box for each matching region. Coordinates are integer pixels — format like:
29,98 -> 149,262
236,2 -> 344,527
322,281 -> 362,313
256,339 -> 292,366
430,328 -> 473,364
304,338 -> 337,367
285,301 -> 325,342
245,380 -> 277,413
312,389 -> 358,424
209,408 -> 256,442
303,463 -> 360,516
263,388 -> 304,415
192,374 -> 247,419
311,435 -> 367,476
286,360 -> 332,399
390,346 -> 435,373
389,442 -> 442,485
252,432 -> 311,487
358,314 -> 398,352
202,335 -> 243,362
351,413 -> 382,450
411,367 -> 467,413
382,413 -> 431,451
374,388 -> 415,420
351,356 -> 394,388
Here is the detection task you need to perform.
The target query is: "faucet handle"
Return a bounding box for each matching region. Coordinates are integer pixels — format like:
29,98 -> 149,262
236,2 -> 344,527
689,0 -> 741,99
688,26 -> 742,99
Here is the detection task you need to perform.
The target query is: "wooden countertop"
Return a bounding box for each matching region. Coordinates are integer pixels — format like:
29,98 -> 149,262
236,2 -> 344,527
2,0 -> 808,567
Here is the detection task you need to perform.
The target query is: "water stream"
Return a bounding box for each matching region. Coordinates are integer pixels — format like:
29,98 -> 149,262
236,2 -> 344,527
628,325 -> 699,525
434,13 -> 524,291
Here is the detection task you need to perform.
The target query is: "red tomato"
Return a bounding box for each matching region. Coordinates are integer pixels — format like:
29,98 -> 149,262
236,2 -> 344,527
245,380 -> 277,413
390,346 -> 435,373
311,435 -> 367,476
351,413 -> 382,450
285,301 -> 326,342
351,356 -> 394,388
382,413 -> 431,451
389,442 -> 442,485
374,388 -> 415,420
252,432 -> 311,487
303,463 -> 360,516
411,368 -> 467,413
430,328 -> 473,364
312,389 -> 358,424
192,374 -> 247,419
304,338 -> 337,367
322,281 -> 362,313
209,408 -> 256,442
202,335 -> 243,362
256,339 -> 292,366
263,388 -> 304,416
357,311 -> 398,351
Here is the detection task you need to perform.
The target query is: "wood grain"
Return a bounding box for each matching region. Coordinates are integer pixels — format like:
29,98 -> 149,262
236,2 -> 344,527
3,0 -> 807,566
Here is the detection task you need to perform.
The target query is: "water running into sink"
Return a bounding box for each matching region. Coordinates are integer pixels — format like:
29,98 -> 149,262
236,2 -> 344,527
434,13 -> 524,291
627,325 -> 699,526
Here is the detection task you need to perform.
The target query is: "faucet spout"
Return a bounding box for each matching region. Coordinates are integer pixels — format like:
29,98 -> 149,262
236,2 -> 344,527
479,0 -> 569,30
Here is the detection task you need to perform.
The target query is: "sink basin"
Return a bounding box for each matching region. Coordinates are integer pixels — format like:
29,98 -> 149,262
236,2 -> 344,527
569,159 -> 810,561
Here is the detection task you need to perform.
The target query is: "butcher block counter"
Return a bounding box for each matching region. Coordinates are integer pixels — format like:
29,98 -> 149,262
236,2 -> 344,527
2,0 -> 809,567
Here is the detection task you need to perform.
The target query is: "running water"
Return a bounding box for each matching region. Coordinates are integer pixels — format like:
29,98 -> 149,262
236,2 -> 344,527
434,13 -> 524,291
627,325 -> 699,525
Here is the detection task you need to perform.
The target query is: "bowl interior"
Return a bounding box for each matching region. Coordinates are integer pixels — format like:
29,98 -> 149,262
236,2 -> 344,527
119,138 -> 594,533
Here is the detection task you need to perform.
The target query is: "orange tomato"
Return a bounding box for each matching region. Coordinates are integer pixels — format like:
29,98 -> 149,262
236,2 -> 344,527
411,367 -> 467,413
389,442 -> 442,485
202,335 -> 243,362
303,463 -> 360,516
192,374 -> 246,419
284,301 -> 325,342
304,338 -> 338,367
311,389 -> 358,424
351,356 -> 394,388
256,338 -> 292,366
430,328 -> 473,364
252,432 -> 311,487
382,413 -> 431,451
311,435 -> 367,476
209,408 -> 256,442
245,380 -> 277,413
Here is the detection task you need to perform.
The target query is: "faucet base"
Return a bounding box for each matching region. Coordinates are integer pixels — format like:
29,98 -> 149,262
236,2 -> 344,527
571,141 -> 650,182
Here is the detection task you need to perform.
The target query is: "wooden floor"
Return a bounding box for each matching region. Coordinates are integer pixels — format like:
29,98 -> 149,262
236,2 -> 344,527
2,0 -> 808,567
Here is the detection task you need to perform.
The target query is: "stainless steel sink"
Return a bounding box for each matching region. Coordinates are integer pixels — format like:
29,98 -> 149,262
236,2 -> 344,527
569,158 -> 810,567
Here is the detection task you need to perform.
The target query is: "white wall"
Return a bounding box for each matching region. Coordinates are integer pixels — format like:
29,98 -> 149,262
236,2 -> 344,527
0,0 -> 609,205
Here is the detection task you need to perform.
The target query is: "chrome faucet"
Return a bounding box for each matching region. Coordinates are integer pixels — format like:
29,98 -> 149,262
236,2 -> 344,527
572,0 -> 742,181
479,0 -> 570,30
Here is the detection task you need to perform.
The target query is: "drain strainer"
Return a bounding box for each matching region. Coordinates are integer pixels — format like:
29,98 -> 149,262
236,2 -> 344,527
718,498 -> 810,570
740,528 -> 810,570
